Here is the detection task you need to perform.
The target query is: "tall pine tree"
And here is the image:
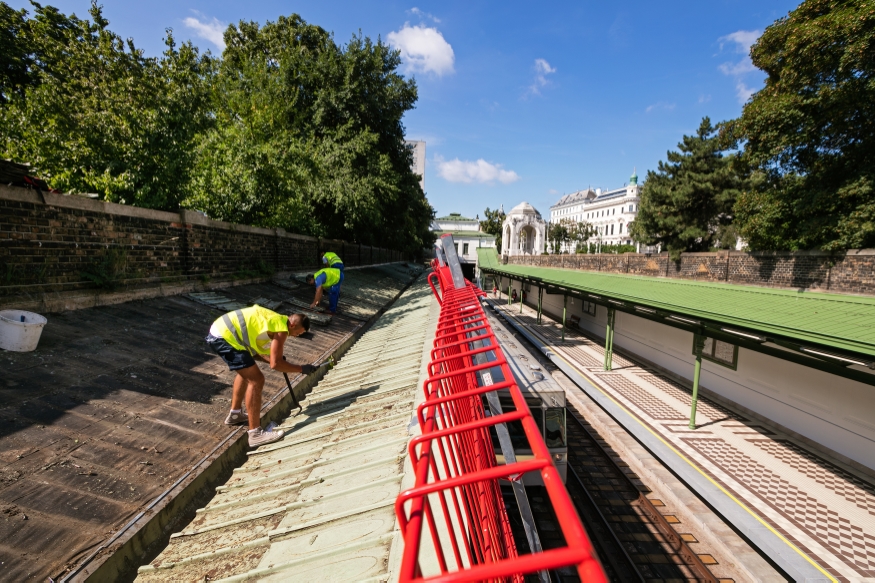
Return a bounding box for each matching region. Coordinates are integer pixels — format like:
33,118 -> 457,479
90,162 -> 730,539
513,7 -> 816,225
630,118 -> 746,259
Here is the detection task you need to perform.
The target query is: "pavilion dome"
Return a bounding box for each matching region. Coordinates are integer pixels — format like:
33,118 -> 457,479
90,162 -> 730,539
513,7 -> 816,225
508,201 -> 542,218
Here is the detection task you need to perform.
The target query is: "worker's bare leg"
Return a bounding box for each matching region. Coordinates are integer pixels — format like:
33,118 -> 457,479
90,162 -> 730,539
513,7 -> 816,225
230,372 -> 247,411
236,364 -> 265,430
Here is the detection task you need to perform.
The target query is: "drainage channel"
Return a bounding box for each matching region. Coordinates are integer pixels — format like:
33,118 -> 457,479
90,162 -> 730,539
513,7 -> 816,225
483,301 -> 724,583
64,269 -> 424,583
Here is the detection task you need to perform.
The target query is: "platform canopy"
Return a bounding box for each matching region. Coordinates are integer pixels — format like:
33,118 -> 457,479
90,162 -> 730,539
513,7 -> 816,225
477,248 -> 875,381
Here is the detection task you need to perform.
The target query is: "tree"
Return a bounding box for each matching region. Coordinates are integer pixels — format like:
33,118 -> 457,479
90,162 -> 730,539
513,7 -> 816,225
630,118 -> 746,259
185,15 -> 433,253
567,220 -> 596,253
0,2 -> 215,209
723,0 -> 875,251
480,207 -> 505,250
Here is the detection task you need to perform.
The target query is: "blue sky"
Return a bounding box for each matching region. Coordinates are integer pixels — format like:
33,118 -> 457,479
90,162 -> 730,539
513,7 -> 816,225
9,0 -> 799,220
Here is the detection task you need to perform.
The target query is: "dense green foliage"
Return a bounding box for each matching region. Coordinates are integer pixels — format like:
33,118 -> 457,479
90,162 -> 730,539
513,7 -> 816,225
0,2 -> 213,208
723,0 -> 875,252
631,118 -> 746,259
0,2 -> 433,253
479,207 -> 505,250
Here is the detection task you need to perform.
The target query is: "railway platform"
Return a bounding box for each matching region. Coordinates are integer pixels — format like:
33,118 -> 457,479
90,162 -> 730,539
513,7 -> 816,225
492,299 -> 875,582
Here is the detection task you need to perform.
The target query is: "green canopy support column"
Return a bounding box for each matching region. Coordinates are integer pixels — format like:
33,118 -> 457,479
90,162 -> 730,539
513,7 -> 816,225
690,333 -> 705,429
604,307 -> 616,371
520,285 -> 524,313
507,279 -> 512,306
561,295 -> 567,341
537,287 -> 543,324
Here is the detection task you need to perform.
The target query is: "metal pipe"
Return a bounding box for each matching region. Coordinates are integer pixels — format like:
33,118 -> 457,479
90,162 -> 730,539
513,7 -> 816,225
690,333 -> 705,429
604,307 -> 615,371
562,295 -> 567,341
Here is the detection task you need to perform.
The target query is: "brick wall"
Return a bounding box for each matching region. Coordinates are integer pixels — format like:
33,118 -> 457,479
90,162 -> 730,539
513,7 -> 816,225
504,248 -> 875,295
0,185 -> 406,295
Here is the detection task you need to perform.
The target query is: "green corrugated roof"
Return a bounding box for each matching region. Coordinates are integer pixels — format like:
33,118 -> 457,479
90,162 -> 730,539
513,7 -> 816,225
476,248 -> 875,358
435,231 -> 495,238
436,214 -> 476,221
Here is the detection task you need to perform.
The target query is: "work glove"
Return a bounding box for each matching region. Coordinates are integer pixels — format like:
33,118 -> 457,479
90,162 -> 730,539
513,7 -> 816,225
300,364 -> 317,375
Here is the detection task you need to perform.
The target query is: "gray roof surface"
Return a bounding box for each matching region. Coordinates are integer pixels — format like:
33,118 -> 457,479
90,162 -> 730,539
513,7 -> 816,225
0,265 -> 420,582
136,279 -> 435,582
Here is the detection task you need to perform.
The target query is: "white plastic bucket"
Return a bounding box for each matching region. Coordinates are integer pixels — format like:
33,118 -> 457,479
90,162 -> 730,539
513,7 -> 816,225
0,310 -> 48,352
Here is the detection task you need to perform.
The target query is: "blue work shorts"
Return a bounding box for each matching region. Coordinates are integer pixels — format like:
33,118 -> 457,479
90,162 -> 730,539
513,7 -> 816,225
205,333 -> 256,371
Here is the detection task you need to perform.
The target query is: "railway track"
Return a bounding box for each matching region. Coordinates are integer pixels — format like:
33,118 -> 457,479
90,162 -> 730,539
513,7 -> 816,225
502,402 -> 723,583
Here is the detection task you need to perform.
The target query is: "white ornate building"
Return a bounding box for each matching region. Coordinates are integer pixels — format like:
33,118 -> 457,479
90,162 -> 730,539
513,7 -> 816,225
431,213 -> 495,277
501,202 -> 547,256
549,170 -> 641,252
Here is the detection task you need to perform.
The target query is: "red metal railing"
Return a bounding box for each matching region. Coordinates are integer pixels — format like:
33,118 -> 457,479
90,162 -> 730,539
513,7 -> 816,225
395,263 -> 607,581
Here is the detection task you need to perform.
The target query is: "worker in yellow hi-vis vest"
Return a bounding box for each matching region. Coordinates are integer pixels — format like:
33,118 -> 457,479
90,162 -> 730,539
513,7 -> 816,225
322,251 -> 344,271
205,306 -> 316,447
306,266 -> 343,314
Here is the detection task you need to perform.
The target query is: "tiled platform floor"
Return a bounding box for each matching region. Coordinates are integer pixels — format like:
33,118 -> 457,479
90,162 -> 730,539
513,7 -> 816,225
495,301 -> 875,582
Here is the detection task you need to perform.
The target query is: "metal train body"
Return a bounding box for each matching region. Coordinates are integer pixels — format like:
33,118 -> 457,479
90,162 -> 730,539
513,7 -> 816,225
476,302 -> 568,486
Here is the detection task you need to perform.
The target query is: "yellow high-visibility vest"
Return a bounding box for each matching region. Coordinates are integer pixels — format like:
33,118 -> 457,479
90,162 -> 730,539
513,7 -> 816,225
314,267 -> 341,288
322,251 -> 343,267
213,305 -> 288,355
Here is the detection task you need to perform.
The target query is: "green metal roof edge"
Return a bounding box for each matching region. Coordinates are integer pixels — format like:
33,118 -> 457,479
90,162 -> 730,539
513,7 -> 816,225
435,215 -> 476,221
435,231 -> 495,238
480,258 -> 875,358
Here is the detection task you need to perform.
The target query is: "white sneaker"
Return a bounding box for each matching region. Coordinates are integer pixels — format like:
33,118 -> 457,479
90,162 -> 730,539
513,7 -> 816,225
248,427 -> 285,448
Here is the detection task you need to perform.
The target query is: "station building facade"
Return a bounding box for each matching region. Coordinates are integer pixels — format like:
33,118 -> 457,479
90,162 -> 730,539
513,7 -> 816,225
549,170 -> 641,252
431,212 -> 495,278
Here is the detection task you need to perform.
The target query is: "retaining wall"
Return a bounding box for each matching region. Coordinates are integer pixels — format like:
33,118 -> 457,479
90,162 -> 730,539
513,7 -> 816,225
0,185 -> 405,296
505,248 -> 875,295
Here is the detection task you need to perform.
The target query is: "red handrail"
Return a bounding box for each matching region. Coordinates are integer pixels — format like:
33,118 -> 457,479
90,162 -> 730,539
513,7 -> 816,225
394,263 -> 607,582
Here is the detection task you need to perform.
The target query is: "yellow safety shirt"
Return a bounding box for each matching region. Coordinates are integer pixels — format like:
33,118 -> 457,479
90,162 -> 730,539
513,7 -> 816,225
322,251 -> 343,267
211,305 -> 288,355
314,267 -> 341,288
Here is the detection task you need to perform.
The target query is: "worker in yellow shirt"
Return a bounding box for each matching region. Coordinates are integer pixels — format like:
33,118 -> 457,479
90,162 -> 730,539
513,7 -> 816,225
206,306 -> 315,447
307,266 -> 343,315
322,251 -> 344,271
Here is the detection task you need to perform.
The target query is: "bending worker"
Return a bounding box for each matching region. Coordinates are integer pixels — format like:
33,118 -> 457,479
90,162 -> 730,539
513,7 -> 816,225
322,251 -> 344,271
306,266 -> 343,315
206,305 -> 315,447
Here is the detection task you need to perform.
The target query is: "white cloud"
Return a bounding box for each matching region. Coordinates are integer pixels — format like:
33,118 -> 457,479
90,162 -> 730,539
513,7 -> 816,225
735,81 -> 756,103
387,24 -> 454,76
408,7 -> 440,23
698,94 -> 712,104
435,156 -> 520,184
718,30 -> 760,54
183,12 -> 226,49
645,101 -> 675,113
526,58 -> 556,96
717,29 -> 761,104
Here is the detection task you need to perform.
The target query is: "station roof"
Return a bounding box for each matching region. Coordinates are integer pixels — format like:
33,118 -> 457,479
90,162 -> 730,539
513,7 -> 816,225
477,248 -> 875,361
0,264 -> 421,582
137,280 -> 434,582
434,230 -> 494,239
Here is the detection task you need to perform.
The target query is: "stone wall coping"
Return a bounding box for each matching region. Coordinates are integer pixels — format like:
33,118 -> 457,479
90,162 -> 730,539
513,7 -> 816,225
0,184 -> 325,242
515,248 -> 875,259
0,184 -> 181,222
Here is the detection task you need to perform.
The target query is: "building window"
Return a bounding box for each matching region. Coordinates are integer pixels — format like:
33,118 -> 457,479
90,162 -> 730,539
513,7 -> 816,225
610,224 -> 614,235
462,243 -> 469,255
695,335 -> 738,369
582,300 -> 596,316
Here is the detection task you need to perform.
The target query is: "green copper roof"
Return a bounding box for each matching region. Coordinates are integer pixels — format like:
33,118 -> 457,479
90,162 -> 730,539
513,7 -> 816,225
436,213 -> 477,221
435,231 -> 494,238
476,248 -> 875,358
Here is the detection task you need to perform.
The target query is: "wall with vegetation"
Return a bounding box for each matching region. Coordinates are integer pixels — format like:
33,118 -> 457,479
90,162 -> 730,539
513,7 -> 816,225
505,249 -> 875,296
0,185 -> 404,295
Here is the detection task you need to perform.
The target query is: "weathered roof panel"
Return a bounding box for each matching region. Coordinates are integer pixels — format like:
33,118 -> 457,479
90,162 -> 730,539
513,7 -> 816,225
136,279 -> 435,582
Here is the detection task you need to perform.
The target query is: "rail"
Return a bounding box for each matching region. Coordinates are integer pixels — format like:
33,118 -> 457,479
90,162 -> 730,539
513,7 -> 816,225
394,262 -> 607,581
